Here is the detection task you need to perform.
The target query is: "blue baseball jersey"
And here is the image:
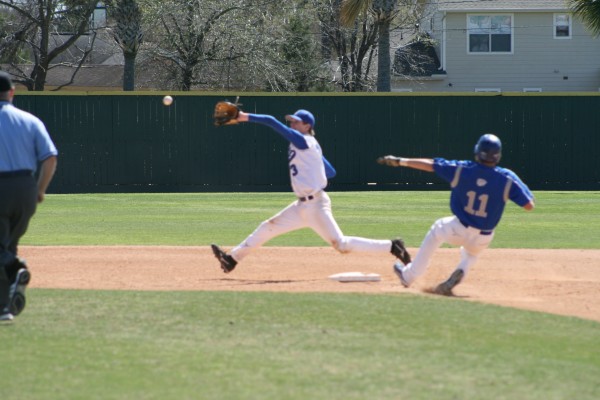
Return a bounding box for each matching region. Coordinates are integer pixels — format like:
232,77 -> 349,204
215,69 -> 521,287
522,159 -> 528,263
433,158 -> 534,231
0,102 -> 58,172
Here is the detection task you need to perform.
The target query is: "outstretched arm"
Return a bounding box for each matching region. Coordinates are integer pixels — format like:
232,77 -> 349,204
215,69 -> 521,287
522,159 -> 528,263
377,155 -> 434,172
236,111 -> 308,149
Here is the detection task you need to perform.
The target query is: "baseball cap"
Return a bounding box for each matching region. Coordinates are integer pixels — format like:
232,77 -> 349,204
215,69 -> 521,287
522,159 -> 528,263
0,71 -> 15,92
285,109 -> 315,128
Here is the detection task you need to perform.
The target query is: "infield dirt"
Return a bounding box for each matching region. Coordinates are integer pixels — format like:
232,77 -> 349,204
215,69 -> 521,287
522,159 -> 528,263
21,246 -> 600,322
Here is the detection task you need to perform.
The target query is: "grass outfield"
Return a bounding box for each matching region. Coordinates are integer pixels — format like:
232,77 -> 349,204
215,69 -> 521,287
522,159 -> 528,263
4,191 -> 599,399
22,191 -> 600,248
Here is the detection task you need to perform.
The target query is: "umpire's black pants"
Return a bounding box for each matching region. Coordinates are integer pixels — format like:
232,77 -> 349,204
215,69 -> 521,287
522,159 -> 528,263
0,175 -> 37,312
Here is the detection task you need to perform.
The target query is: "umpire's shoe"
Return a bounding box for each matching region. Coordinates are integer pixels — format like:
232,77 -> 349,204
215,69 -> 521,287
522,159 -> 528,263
433,269 -> 464,296
211,244 -> 238,273
0,309 -> 14,324
9,268 -> 31,316
391,239 -> 411,265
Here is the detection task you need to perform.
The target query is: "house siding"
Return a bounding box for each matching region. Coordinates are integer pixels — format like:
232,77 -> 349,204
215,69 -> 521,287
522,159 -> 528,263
394,11 -> 600,92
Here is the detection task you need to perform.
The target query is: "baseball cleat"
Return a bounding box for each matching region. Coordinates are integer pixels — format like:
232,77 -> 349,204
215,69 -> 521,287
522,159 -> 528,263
0,311 -> 14,324
9,268 -> 31,316
393,262 -> 410,288
391,239 -> 411,265
211,244 -> 238,273
433,269 -> 464,296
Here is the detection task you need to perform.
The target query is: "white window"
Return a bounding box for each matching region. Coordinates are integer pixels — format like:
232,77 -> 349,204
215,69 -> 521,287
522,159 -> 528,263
467,14 -> 513,54
475,88 -> 501,92
554,14 -> 571,39
523,88 -> 542,92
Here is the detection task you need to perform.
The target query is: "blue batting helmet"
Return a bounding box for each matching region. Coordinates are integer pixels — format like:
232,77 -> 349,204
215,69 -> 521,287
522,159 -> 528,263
474,133 -> 502,164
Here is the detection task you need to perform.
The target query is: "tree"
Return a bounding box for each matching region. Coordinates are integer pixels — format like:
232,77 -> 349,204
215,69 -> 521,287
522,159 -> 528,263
314,0 -> 379,92
280,14 -> 329,91
106,0 -> 144,91
243,1 -> 331,91
340,0 -> 398,91
139,0 -> 311,92
140,0 -> 244,91
0,0 -> 99,91
339,0 -> 428,92
568,0 -> 600,36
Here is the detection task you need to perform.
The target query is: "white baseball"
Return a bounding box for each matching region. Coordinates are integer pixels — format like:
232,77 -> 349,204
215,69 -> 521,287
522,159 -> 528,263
162,95 -> 173,106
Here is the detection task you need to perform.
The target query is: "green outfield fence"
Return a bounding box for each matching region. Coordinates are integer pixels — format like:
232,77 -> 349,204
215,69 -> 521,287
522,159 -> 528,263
13,92 -> 600,193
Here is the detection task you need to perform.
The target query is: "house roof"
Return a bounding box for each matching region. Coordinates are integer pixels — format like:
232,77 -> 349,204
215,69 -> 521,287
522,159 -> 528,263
2,64 -> 155,90
439,0 -> 569,12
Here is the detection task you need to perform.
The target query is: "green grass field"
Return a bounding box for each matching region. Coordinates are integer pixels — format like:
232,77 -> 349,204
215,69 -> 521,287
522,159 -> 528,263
3,191 -> 600,399
22,191 -> 600,248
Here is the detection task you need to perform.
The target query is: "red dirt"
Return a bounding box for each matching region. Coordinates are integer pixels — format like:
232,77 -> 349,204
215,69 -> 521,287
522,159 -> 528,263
20,246 -> 600,322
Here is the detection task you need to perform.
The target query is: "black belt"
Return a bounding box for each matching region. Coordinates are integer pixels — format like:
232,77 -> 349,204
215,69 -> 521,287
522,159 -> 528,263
459,220 -> 493,235
0,170 -> 33,178
298,195 -> 315,202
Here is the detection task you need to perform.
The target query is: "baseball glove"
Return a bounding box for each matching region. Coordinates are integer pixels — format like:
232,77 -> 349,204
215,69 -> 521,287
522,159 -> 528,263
214,98 -> 241,126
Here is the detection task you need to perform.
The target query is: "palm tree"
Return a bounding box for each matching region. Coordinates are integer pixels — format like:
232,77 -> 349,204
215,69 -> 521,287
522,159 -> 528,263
568,0 -> 600,36
108,0 -> 144,91
340,0 -> 398,91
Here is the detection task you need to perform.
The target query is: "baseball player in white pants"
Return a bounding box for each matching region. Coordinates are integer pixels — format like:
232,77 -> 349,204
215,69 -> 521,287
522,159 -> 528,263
400,216 -> 495,289
378,133 -> 534,295
211,108 -> 410,273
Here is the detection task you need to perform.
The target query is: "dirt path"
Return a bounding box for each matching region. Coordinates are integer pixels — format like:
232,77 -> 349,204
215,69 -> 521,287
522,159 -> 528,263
20,246 -> 600,322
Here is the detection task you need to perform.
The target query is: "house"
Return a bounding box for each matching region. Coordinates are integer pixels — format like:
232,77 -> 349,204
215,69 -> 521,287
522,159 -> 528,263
1,64 -> 159,91
392,0 -> 600,92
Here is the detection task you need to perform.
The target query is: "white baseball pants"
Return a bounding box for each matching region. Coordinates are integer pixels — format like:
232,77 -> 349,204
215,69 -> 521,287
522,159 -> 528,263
230,191 -> 392,262
400,216 -> 494,286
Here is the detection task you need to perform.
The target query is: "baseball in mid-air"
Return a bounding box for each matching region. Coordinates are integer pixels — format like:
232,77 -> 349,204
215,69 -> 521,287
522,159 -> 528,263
162,95 -> 173,106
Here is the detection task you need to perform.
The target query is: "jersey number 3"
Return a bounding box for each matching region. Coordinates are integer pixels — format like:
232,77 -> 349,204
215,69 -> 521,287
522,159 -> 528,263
464,191 -> 489,217
288,149 -> 298,176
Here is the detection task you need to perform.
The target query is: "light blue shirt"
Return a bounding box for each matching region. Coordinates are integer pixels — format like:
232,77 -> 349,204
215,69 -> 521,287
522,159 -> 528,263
0,101 -> 58,172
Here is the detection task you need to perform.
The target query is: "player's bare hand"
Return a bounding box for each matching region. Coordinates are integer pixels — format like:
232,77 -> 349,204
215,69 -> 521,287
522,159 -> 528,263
236,111 -> 250,122
376,155 -> 402,167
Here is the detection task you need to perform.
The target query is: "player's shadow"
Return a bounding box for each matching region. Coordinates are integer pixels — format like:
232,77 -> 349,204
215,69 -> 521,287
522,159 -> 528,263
421,287 -> 469,298
215,278 -> 322,285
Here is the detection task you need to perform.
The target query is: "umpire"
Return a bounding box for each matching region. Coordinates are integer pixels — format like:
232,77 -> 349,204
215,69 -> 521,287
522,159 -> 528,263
0,71 -> 58,323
